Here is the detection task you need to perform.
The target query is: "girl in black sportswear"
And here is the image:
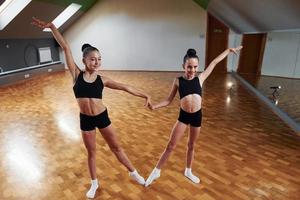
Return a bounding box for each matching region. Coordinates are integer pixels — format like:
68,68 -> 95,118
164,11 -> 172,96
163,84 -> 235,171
32,17 -> 151,198
145,47 -> 242,186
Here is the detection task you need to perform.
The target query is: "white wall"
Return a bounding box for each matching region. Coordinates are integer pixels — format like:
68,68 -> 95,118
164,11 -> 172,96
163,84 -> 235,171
63,0 -> 207,71
262,32 -> 300,78
295,34 -> 300,78
228,30 -> 242,71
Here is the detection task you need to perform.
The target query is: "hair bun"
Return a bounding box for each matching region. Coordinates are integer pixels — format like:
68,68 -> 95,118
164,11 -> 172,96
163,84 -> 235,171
81,43 -> 92,52
187,48 -> 197,56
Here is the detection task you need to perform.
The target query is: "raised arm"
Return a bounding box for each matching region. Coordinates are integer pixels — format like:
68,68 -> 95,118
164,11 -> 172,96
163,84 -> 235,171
102,76 -> 151,107
151,78 -> 178,110
199,46 -> 242,84
31,17 -> 80,80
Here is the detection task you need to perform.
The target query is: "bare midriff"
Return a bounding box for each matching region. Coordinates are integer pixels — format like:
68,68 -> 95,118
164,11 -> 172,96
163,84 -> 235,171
180,94 -> 202,113
76,98 -> 106,116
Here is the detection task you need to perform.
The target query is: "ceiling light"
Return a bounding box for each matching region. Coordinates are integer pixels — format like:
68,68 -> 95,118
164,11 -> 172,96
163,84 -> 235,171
0,0 -> 32,30
43,3 -> 81,32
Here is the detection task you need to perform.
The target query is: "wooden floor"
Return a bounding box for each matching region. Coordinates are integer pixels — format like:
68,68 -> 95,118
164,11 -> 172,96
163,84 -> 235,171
240,74 -> 300,124
0,71 -> 299,200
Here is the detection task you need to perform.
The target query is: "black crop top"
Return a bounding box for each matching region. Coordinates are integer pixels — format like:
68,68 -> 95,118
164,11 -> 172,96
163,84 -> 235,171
178,76 -> 202,99
73,71 -> 103,99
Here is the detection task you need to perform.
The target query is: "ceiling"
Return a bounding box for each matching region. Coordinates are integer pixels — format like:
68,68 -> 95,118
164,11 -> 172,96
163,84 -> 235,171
204,0 -> 300,33
0,0 -> 5,6
0,0 -> 300,39
0,0 -> 97,39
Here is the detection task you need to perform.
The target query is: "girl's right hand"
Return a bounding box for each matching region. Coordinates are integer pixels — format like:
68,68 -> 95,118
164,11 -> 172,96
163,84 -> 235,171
31,17 -> 53,29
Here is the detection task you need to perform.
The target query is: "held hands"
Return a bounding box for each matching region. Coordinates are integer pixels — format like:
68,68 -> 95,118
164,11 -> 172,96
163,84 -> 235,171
144,96 -> 153,110
31,17 -> 53,29
229,46 -> 243,55
146,99 -> 157,110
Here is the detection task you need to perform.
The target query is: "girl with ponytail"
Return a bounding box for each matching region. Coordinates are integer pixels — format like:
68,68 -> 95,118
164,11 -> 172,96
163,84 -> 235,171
32,17 -> 150,198
145,46 -> 242,186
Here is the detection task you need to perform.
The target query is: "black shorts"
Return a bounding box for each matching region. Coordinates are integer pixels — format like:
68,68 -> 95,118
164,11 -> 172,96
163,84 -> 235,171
80,109 -> 111,131
178,108 -> 202,127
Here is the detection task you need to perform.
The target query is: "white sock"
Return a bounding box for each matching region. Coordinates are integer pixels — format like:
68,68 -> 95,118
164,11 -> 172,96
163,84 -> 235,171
129,169 -> 145,185
184,168 -> 200,184
86,179 -> 99,199
145,167 -> 161,187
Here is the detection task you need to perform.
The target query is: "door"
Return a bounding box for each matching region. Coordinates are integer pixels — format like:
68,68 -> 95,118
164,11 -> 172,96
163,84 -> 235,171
237,33 -> 267,75
205,13 -> 229,73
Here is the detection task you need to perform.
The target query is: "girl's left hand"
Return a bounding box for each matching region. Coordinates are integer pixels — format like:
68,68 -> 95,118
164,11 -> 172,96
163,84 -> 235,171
229,46 -> 243,55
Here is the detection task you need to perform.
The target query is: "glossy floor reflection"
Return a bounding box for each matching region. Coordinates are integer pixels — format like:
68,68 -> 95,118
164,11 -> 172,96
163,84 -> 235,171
239,74 -> 300,124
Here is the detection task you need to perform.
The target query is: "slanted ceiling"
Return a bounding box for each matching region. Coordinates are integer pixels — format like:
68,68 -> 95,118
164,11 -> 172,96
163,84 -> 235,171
205,0 -> 300,33
1,0 -> 300,39
0,0 -> 97,39
193,0 -> 210,10
35,0 -> 97,12
0,0 -> 5,6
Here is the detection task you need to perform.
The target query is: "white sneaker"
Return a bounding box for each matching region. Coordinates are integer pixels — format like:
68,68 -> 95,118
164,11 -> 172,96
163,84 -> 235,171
145,168 -> 161,187
86,179 -> 99,199
184,168 -> 200,184
129,170 -> 145,185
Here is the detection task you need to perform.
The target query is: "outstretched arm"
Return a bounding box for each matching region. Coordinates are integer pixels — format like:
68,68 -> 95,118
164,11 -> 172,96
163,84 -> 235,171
31,17 -> 80,80
103,76 -> 151,107
151,78 -> 178,110
199,46 -> 242,84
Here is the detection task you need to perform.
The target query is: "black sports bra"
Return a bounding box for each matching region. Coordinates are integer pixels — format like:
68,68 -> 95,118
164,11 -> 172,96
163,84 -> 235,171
73,71 -> 103,99
178,76 -> 202,99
